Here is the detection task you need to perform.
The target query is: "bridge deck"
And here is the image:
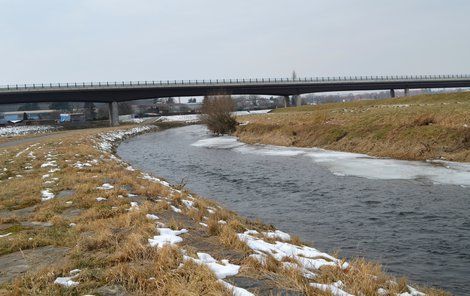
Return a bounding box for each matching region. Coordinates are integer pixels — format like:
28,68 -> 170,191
0,75 -> 469,104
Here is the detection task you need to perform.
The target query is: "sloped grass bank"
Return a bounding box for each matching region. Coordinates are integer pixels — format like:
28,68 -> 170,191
235,92 -> 470,162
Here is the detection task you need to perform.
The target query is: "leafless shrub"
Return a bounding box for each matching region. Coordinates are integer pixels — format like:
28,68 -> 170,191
200,94 -> 237,135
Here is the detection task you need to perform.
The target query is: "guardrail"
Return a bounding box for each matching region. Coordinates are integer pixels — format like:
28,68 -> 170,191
1,74 -> 469,91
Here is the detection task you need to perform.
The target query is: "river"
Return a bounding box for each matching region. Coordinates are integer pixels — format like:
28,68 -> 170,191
117,124 -> 470,295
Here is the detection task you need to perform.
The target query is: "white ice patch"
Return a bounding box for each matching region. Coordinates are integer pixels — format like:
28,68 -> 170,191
41,189 -> 55,201
182,199 -> 195,209
192,135 -> 470,186
73,161 -> 92,169
97,183 -> 114,190
219,279 -> 255,296
54,269 -> 80,287
233,109 -> 271,116
158,114 -> 200,123
54,276 -> 79,287
0,233 -> 12,238
184,252 -> 240,279
263,230 -> 291,241
238,230 -> 345,270
310,281 -> 353,296
171,205 -> 182,213
41,161 -> 57,168
141,173 -> 170,187
191,137 -> 245,149
96,197 -> 107,202
129,202 -> 139,210
148,228 -> 188,248
0,125 -> 58,137
397,285 -> 426,296
146,214 -> 159,220
97,126 -> 154,152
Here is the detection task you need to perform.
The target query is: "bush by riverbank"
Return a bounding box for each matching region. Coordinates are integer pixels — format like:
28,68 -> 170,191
235,92 -> 470,162
0,125 -> 448,295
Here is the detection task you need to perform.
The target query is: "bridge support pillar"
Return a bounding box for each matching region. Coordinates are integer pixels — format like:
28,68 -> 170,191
390,89 -> 396,98
295,95 -> 302,107
283,95 -> 290,108
404,88 -> 410,97
108,101 -> 119,126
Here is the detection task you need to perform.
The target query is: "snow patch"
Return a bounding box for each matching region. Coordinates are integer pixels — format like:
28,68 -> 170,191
146,214 -> 159,220
184,252 -> 240,279
263,230 -> 291,241
219,279 -> 255,296
97,183 -> 114,190
41,189 -> 55,201
148,228 -> 188,248
310,281 -> 353,296
0,125 -> 58,137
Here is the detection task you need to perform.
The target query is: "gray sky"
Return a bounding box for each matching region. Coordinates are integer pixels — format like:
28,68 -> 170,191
1,0 -> 469,84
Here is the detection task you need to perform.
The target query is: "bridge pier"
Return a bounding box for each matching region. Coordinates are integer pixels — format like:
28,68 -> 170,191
404,88 -> 410,97
108,101 -> 119,126
284,95 -> 290,108
390,89 -> 396,98
295,95 -> 302,107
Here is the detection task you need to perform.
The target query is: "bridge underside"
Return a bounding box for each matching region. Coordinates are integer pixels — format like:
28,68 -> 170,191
1,80 -> 469,105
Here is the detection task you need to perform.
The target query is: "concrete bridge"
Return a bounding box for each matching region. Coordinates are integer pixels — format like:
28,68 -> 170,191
1,74 -> 469,126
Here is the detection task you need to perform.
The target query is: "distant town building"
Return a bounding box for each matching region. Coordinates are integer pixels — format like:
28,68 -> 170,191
2,110 -> 59,122
59,113 -> 86,123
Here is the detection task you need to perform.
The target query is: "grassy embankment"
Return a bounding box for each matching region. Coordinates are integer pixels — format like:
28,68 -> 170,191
0,125 -> 448,295
236,92 -> 470,162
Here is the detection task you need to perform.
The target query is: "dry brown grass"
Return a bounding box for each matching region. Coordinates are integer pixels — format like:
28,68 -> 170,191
218,225 -> 250,253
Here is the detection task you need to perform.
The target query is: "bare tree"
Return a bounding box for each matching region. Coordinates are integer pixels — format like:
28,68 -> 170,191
118,102 -> 133,115
200,94 -> 237,135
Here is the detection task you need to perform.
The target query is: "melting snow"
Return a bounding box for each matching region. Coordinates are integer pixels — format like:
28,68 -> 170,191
146,214 -> 159,220
54,269 -> 80,287
41,189 -> 55,201
310,281 -> 353,296
148,228 -> 188,248
184,252 -> 240,279
97,126 -> 155,152
170,205 -> 182,213
97,183 -> 114,190
182,199 -> 195,208
218,280 -> 255,296
0,125 -> 58,137
263,230 -> 291,241
41,161 -> 57,168
238,230 -> 346,270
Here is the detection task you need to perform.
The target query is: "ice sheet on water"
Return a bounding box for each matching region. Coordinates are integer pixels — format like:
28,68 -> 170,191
191,137 -> 245,149
191,135 -> 470,186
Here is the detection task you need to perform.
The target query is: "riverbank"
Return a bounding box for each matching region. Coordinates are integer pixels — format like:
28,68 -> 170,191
0,125 -> 447,295
235,92 -> 470,162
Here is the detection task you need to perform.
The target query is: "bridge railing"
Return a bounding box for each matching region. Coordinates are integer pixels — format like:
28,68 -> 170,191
1,74 -> 470,91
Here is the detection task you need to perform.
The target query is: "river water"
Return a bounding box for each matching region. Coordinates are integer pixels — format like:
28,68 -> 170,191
118,125 -> 470,295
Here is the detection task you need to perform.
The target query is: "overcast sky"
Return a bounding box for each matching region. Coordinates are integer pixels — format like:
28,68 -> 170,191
1,0 -> 469,84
